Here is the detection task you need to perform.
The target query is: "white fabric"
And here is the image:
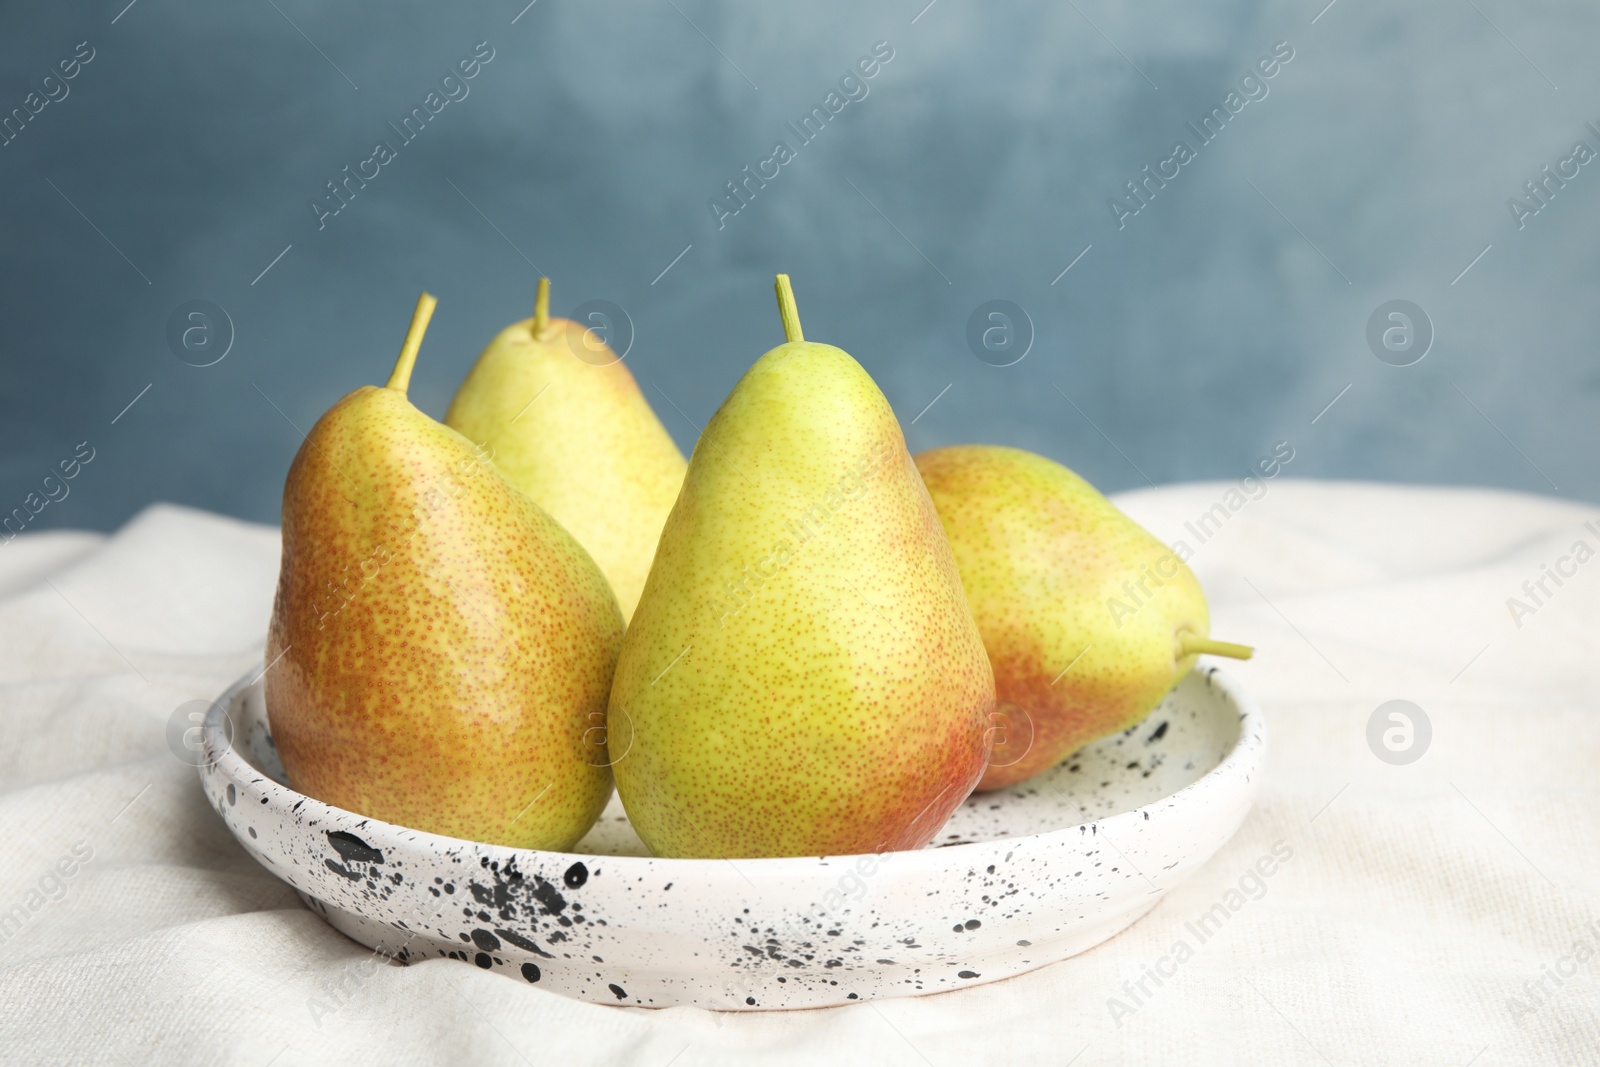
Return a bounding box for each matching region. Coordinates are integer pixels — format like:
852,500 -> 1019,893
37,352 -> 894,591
1,482 -> 1595,1065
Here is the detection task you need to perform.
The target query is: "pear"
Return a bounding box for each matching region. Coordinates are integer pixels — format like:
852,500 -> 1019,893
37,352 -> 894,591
608,276 -> 995,859
913,445 -> 1251,791
445,279 -> 687,623
265,293 -> 623,850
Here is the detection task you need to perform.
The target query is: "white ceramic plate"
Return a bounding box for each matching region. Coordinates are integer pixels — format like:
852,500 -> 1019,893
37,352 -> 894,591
199,666 -> 1263,1010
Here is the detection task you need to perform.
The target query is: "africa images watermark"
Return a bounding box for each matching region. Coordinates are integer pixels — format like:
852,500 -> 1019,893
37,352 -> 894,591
1506,920 -> 1600,1024
311,442 -> 497,630
1108,41 -> 1296,230
1105,441 -> 1295,628
1504,519 -> 1599,629
1367,699 -> 1431,765
1,40 -> 95,148
1507,119 -> 1600,230
1,441 -> 96,544
1168,441 -> 1295,559
0,840 -> 95,946
818,848 -> 897,914
1108,839 -> 1295,1026
308,929 -> 425,1028
708,40 -> 896,230
311,42 -> 496,230
710,437 -> 897,629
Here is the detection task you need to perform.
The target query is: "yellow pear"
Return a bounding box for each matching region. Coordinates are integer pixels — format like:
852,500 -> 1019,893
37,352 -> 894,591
445,279 -> 686,622
608,276 -> 995,859
265,293 -> 622,849
915,445 -> 1251,791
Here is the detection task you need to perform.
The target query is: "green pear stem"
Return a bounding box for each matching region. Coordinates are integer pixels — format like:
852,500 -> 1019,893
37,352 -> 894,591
533,277 -> 550,340
774,274 -> 804,343
1179,633 -> 1254,660
386,291 -> 438,395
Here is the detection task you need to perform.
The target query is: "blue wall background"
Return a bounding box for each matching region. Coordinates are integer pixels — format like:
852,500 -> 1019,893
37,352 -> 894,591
2,0 -> 1596,534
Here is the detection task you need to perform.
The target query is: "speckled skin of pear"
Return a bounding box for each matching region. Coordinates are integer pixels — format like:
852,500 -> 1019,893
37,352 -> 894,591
445,317 -> 687,623
265,384 -> 623,850
915,445 -> 1210,792
609,342 -> 995,859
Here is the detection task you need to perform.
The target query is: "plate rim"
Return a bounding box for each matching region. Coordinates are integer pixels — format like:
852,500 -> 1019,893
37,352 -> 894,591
202,663 -> 1264,874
